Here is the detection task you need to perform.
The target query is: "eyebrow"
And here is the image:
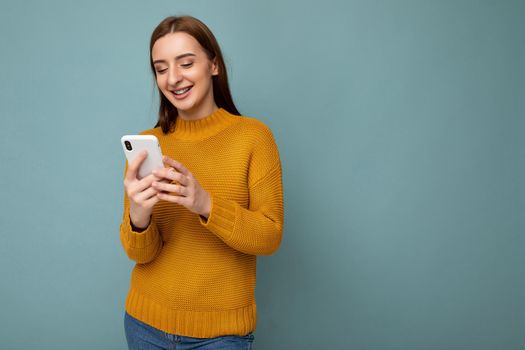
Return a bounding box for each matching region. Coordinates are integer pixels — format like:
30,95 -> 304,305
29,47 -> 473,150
152,52 -> 196,65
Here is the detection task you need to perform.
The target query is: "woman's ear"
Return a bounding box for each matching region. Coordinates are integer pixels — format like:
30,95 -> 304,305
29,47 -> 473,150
211,57 -> 219,76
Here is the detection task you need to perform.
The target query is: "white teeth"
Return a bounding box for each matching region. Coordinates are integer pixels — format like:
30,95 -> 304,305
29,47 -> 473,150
174,87 -> 191,95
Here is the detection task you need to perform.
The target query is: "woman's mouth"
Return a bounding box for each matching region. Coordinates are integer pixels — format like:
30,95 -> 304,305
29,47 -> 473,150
172,86 -> 193,100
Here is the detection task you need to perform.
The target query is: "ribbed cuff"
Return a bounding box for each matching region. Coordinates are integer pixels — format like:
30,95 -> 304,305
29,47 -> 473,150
199,194 -> 237,242
122,212 -> 160,249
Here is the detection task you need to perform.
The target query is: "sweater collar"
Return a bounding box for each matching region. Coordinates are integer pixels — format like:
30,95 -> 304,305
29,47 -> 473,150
172,107 -> 237,141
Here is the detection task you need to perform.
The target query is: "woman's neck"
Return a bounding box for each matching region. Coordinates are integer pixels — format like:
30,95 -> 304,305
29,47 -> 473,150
177,100 -> 219,122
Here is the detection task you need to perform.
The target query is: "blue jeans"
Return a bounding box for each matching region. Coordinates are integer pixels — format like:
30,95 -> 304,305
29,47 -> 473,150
124,311 -> 255,350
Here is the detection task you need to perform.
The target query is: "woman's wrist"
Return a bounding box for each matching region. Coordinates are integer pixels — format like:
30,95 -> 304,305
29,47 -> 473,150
130,219 -> 148,232
199,193 -> 212,220
129,207 -> 151,231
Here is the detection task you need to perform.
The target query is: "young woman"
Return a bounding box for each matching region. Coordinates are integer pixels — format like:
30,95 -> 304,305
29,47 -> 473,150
119,15 -> 284,350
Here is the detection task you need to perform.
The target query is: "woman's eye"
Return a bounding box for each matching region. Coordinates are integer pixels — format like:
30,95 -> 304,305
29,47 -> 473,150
156,63 -> 192,74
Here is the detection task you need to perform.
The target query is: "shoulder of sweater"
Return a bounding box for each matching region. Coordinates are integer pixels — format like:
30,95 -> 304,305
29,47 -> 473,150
137,127 -> 163,137
235,114 -> 276,139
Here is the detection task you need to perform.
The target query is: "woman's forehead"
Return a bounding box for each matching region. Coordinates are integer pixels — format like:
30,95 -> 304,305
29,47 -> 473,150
152,32 -> 204,60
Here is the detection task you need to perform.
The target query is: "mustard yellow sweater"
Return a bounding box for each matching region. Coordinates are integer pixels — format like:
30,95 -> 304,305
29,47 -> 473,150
119,107 -> 284,338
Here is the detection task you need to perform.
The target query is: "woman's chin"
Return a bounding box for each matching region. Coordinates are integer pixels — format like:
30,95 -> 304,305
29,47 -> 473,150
170,98 -> 194,111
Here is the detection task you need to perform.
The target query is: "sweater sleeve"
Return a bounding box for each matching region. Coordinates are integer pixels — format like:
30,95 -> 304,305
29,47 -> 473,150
198,124 -> 284,256
119,161 -> 163,264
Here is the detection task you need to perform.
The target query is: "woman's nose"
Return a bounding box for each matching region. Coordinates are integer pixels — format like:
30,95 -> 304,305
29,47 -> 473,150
167,67 -> 182,86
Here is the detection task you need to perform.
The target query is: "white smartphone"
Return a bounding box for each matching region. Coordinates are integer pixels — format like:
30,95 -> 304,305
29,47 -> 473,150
121,135 -> 164,180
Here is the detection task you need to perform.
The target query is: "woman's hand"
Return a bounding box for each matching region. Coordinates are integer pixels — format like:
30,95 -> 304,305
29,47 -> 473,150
124,150 -> 168,229
152,155 -> 212,219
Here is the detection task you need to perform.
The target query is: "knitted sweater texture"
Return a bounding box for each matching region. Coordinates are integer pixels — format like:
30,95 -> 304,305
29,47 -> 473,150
119,107 -> 284,338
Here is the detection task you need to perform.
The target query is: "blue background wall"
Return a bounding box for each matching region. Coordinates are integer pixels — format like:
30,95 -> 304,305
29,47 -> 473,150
1,0 -> 523,349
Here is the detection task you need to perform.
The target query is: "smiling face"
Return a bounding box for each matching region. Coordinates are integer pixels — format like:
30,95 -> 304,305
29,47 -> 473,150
151,32 -> 219,120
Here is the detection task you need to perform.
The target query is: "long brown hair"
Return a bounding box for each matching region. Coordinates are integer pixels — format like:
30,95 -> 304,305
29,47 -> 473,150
149,15 -> 240,134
